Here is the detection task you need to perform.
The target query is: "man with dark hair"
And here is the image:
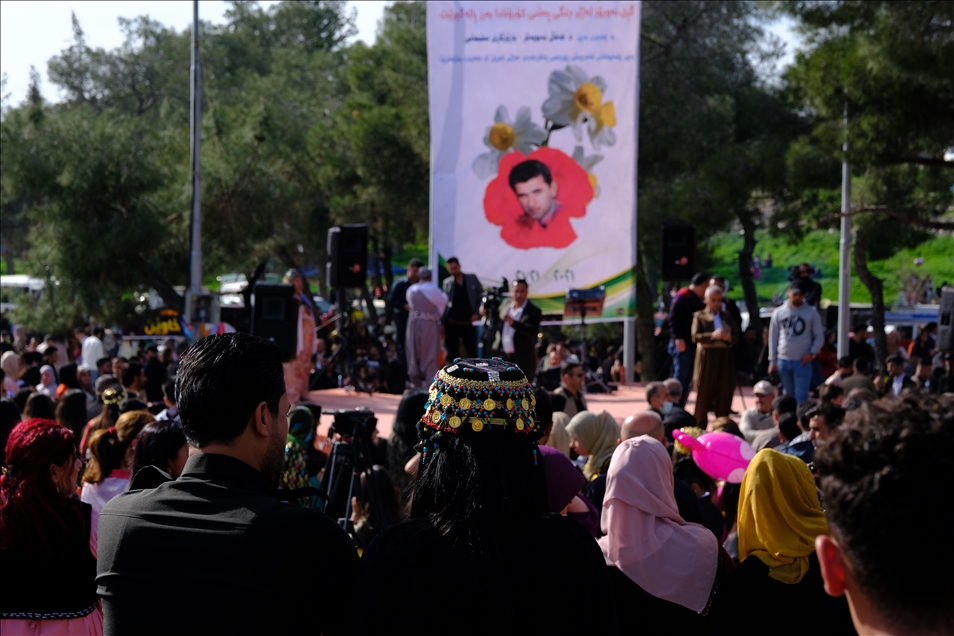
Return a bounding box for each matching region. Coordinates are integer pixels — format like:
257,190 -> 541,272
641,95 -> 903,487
388,257 -> 423,361
841,357 -> 876,393
95,356 -> 113,379
667,272 -> 709,408
876,353 -> 916,398
796,262 -> 822,309
814,395 -> 954,635
768,279 -> 824,404
496,279 -> 541,378
825,356 -> 854,387
155,377 -> 179,422
775,412 -> 812,463
96,333 -> 358,635
509,160 -> 560,228
121,361 -> 145,399
142,344 -> 167,403
913,358 -> 937,394
847,326 -> 874,364
442,257 -> 482,359
553,361 -> 586,418
807,401 -> 846,448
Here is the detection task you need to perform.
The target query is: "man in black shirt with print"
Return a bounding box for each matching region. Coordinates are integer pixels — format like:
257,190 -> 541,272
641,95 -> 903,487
96,333 -> 357,635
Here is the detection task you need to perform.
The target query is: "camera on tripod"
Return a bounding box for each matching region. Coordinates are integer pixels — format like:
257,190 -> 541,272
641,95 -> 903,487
320,408 -> 378,542
481,277 -> 510,319
327,408 -> 377,441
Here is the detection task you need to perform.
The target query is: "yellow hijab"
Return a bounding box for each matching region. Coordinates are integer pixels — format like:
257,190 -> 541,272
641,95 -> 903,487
566,410 -> 620,480
738,449 -> 829,584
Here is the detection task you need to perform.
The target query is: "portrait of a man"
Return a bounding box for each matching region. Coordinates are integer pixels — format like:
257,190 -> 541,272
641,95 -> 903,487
484,147 -> 593,250
509,160 -> 562,229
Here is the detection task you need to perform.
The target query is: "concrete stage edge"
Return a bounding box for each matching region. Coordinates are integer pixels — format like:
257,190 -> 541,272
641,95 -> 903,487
304,384 -> 760,441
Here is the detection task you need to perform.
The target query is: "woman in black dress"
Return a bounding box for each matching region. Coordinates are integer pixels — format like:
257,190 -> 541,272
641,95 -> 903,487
355,358 -> 617,635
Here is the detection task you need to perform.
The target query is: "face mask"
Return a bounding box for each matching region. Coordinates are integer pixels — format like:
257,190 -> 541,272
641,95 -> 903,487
661,401 -> 673,415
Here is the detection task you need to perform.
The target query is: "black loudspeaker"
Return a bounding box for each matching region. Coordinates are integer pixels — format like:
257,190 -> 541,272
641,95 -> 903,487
327,225 -> 368,288
251,283 -> 299,361
661,223 -> 696,281
938,287 -> 954,353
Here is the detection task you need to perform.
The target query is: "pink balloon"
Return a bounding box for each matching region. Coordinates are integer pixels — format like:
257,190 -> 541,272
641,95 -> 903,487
672,430 -> 756,483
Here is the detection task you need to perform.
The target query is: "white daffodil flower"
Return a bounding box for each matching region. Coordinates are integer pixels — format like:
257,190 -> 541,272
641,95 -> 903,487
542,66 -> 617,149
572,145 -> 604,197
472,106 -> 548,179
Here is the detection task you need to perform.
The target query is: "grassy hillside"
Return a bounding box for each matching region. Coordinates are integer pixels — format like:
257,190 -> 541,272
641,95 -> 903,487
707,230 -> 954,306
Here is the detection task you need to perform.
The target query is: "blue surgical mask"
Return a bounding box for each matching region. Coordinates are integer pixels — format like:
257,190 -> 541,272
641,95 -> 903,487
661,401 -> 673,415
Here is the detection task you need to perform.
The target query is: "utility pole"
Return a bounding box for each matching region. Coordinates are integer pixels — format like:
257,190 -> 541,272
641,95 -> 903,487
188,0 -> 203,320
837,103 -> 851,359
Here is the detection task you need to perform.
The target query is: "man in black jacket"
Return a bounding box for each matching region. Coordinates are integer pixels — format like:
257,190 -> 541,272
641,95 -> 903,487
667,272 -> 709,407
497,279 -> 542,378
442,257 -> 483,358
96,333 -> 358,636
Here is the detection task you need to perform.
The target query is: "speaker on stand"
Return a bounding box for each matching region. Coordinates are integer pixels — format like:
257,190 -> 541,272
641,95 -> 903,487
250,283 -> 299,362
661,222 -> 696,282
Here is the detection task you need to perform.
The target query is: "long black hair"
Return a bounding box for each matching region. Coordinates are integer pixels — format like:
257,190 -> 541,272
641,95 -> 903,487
132,419 -> 187,478
410,423 -> 547,553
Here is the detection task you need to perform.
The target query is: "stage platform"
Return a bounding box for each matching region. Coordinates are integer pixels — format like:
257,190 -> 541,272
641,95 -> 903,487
304,383 -> 760,440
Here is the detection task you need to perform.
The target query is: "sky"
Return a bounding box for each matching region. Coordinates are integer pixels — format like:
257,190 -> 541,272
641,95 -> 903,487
0,0 -> 391,107
1,1 -> 798,108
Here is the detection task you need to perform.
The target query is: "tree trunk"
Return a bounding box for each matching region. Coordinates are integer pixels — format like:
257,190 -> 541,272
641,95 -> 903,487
370,234 -> 383,296
242,257 -> 269,313
854,229 -> 888,374
4,255 -> 15,275
635,247 -> 658,381
737,214 -> 762,340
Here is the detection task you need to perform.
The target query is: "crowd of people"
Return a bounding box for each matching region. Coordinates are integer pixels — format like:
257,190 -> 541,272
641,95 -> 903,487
0,326 -> 950,635
1,259 -> 952,635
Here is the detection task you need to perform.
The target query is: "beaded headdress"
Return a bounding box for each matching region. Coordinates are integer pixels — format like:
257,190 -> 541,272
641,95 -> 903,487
420,358 -> 539,437
102,386 -> 128,407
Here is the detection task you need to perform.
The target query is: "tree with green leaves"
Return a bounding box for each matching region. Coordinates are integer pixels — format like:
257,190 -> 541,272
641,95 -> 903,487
780,0 -> 954,370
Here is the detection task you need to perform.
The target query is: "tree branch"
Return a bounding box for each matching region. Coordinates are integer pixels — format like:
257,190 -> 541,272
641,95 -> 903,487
820,206 -> 954,231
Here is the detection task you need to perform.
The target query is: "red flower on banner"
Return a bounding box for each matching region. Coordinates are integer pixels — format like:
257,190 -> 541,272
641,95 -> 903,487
484,147 -> 594,250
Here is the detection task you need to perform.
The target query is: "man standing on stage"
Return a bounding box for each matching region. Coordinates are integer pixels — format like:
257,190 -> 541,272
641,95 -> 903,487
388,257 -> 423,361
442,257 -> 482,359
405,267 -> 448,389
497,279 -> 542,378
667,273 -> 709,408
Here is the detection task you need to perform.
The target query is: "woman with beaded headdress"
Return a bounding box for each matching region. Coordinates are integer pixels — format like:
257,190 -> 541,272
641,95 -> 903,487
354,358 -> 617,635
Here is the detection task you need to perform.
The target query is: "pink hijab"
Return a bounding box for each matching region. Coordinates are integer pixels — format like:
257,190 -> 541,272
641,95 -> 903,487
598,435 -> 719,612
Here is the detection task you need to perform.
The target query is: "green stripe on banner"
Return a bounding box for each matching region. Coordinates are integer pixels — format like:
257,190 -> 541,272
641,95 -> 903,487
530,267 -> 636,318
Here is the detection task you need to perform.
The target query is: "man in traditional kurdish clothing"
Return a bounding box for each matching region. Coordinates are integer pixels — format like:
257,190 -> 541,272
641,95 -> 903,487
405,267 -> 448,389
690,285 -> 738,427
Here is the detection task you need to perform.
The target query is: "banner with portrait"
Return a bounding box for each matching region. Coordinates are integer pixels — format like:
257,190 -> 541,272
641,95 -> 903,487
427,1 -> 640,317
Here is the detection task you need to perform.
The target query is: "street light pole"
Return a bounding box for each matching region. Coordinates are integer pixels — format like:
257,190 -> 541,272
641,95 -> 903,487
837,103 -> 851,359
188,0 -> 203,311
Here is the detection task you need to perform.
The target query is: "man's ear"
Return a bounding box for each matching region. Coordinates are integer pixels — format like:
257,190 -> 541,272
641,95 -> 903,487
551,180 -> 559,198
251,401 -> 271,437
816,534 -> 847,597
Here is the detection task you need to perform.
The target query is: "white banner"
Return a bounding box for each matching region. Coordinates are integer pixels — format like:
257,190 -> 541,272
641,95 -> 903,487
427,2 -> 640,317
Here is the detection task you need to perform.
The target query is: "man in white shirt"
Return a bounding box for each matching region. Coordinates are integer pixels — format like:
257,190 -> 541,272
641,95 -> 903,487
824,356 -> 855,387
76,327 -> 106,381
405,267 -> 448,388
739,380 -> 776,444
497,279 -> 542,377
